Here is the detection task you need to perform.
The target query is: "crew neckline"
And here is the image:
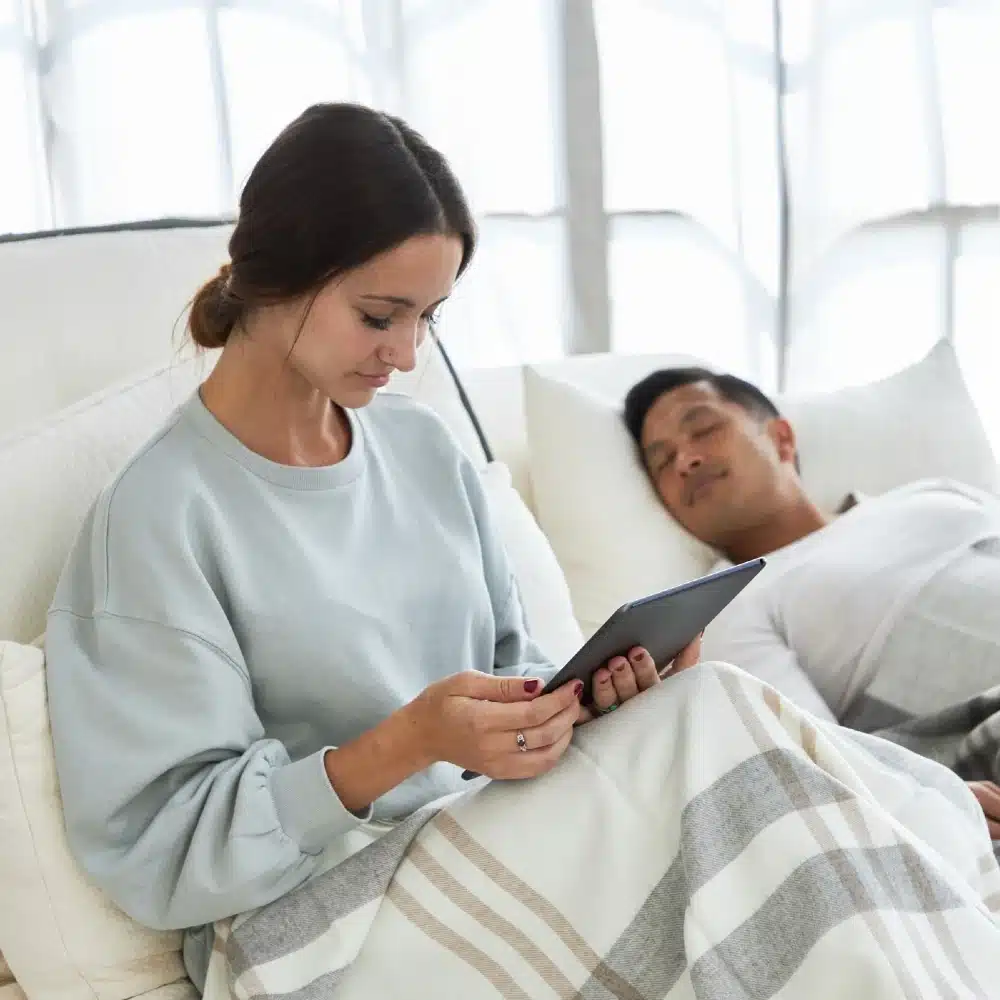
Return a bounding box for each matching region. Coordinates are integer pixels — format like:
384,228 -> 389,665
181,390 -> 366,491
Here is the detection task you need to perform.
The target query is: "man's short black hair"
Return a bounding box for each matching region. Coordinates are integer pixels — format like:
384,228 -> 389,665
623,367 -> 783,448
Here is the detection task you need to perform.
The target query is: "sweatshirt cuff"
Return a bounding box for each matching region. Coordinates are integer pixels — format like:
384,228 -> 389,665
270,748 -> 373,854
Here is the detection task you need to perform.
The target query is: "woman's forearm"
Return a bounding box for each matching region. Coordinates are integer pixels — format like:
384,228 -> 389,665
323,700 -> 436,814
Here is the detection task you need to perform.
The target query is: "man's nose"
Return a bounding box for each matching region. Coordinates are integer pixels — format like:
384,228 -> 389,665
677,452 -> 703,476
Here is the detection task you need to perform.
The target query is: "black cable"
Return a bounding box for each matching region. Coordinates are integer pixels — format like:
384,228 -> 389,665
430,330 -> 495,464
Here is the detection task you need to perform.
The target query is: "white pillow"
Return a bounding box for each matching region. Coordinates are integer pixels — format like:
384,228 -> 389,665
523,370 -> 716,636
0,640 -> 187,1000
782,338 -> 998,510
479,462 -> 583,664
0,357 -> 211,645
524,340 -> 997,636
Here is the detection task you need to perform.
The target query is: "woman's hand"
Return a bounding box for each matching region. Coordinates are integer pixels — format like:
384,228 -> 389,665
413,672 -> 584,780
577,635 -> 702,724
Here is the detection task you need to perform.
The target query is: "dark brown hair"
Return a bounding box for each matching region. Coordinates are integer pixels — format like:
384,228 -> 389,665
624,367 -> 784,447
189,103 -> 477,349
624,367 -> 800,472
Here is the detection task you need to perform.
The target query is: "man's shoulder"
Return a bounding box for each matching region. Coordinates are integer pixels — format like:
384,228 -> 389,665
872,477 -> 997,509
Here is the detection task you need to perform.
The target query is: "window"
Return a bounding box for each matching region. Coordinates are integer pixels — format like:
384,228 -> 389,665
934,5 -> 1000,206
609,215 -> 760,377
0,45 -> 43,232
221,7 -> 363,193
595,0 -> 777,380
404,0 -> 559,216
1,0 -> 997,434
48,9 -> 223,224
786,224 -> 947,391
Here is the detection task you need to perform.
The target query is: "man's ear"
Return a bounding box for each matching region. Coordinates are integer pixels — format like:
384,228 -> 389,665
768,417 -> 798,466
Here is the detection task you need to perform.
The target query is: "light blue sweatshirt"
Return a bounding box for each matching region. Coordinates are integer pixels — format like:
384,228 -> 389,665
46,390 -> 558,985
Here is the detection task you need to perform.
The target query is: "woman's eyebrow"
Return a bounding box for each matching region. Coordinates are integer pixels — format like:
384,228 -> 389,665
359,294 -> 450,309
359,294 -> 415,307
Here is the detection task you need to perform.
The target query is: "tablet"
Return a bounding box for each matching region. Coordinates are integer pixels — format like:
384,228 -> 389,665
540,557 -> 766,704
460,558 -> 765,780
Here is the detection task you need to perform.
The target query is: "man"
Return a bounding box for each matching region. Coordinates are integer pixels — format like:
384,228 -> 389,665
624,366 -> 1000,834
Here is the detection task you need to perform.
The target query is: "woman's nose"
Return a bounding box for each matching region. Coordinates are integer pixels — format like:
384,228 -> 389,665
381,326 -> 420,373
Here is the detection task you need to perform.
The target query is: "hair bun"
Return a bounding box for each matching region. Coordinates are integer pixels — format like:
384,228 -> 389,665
189,263 -> 240,349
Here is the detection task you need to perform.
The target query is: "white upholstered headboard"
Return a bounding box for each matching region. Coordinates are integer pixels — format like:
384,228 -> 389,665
0,220 -> 683,502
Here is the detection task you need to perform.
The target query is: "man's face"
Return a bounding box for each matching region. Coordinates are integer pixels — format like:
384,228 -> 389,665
639,381 -> 796,547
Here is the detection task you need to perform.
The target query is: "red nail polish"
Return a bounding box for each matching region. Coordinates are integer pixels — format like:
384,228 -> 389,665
573,681 -> 584,698
524,679 -> 540,693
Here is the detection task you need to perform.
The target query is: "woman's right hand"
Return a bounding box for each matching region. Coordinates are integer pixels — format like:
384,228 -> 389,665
413,672 -> 583,780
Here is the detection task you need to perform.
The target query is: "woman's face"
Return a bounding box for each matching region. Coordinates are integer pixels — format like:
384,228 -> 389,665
252,233 -> 464,408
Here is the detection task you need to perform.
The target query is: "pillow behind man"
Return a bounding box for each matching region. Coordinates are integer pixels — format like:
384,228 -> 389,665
778,338 -> 998,510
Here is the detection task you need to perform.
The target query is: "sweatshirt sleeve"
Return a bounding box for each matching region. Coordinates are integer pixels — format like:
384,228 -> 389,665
46,605 -> 368,931
459,461 -> 560,684
492,577 -> 561,682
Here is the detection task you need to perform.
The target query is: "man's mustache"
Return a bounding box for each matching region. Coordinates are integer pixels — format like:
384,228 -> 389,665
682,465 -> 727,506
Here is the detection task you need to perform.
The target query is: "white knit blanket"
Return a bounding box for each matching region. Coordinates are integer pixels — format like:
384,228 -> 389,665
204,663 -> 1000,999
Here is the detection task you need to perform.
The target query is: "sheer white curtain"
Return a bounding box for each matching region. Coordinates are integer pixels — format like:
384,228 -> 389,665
0,0 -> 776,379
782,0 -> 1000,441
593,0 -> 780,383
1,0 -> 998,435
0,0 -> 574,369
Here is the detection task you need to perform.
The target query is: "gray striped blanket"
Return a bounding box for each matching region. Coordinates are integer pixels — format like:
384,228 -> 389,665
204,663 -> 1000,999
876,686 -> 1000,791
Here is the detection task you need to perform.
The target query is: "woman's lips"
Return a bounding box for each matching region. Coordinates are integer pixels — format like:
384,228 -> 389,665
356,373 -> 391,388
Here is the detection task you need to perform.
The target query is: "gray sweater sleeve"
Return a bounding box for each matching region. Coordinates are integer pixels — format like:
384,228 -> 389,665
46,607 -> 368,930
45,485 -> 371,932
460,461 -> 560,683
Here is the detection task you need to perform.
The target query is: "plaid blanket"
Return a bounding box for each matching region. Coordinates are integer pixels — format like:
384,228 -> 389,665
204,663 -> 1000,1000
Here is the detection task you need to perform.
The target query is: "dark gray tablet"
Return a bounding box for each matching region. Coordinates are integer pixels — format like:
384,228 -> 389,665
542,557 -> 766,704
460,558 -> 765,779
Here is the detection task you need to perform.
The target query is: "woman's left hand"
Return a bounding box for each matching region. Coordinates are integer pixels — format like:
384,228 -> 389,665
576,635 -> 702,724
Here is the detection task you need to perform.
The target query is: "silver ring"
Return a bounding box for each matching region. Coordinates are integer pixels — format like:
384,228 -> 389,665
595,702 -> 619,716
516,731 -> 528,752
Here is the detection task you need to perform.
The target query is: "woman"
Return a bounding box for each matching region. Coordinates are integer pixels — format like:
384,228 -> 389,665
45,103 -> 694,986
